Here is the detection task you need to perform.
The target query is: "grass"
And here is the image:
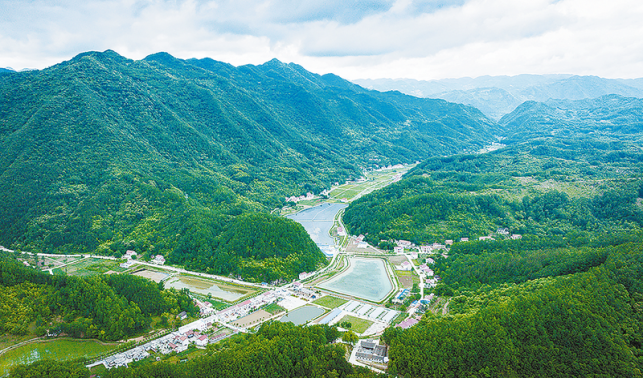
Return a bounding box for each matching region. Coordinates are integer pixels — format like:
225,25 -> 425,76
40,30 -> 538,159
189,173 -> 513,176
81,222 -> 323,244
328,165 -> 414,202
0,338 -> 117,376
61,258 -> 123,277
395,270 -> 420,288
263,303 -> 286,315
0,335 -> 35,352
338,315 -> 374,334
313,295 -> 348,309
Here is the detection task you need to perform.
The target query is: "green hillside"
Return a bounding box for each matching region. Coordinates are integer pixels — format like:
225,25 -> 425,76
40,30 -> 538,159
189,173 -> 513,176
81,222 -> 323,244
499,94 -> 643,142
0,50 -> 496,281
343,138 -> 643,247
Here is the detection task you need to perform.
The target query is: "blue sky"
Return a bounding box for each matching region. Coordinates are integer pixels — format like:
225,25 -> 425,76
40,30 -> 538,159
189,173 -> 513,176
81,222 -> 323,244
1,0 -> 642,79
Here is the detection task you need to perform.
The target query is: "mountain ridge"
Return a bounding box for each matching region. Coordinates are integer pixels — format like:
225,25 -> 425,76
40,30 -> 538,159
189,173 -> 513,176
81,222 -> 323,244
0,49 -> 496,281
354,75 -> 643,120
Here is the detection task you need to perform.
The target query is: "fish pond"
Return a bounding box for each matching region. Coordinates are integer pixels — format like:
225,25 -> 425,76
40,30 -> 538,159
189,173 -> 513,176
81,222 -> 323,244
164,275 -> 255,302
318,257 -> 393,302
279,306 -> 326,326
286,203 -> 347,248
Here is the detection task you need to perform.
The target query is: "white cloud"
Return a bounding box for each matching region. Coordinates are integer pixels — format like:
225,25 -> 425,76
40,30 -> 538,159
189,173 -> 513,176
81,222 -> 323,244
0,0 -> 642,79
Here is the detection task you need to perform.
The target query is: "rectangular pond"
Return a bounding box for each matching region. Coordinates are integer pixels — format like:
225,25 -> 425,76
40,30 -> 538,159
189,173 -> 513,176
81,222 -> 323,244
317,257 -> 393,302
164,276 -> 253,302
286,203 -> 348,248
279,306 -> 326,326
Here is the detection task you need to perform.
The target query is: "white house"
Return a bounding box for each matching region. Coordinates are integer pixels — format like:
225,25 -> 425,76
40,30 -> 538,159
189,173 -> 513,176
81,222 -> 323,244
196,335 -> 209,347
152,255 -> 166,265
397,240 -> 412,247
419,245 -> 432,253
400,261 -> 412,271
394,246 -> 404,254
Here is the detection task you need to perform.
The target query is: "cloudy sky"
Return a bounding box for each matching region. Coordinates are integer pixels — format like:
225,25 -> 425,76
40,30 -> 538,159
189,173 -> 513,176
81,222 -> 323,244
2,0 -> 643,80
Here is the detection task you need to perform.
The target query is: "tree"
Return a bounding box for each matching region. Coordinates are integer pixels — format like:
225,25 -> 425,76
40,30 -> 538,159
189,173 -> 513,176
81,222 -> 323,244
342,331 -> 358,345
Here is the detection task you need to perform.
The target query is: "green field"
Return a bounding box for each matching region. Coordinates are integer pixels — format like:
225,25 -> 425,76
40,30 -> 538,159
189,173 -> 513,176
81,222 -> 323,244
395,270 -> 420,289
263,303 -> 287,315
338,315 -> 374,334
0,339 -> 117,376
313,295 -> 348,309
329,166 -> 414,202
60,258 -> 125,276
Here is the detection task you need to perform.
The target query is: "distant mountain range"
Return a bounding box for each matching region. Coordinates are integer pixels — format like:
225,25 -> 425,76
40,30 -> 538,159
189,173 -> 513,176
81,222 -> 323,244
0,50 -> 496,280
354,75 -> 643,120
499,94 -> 643,142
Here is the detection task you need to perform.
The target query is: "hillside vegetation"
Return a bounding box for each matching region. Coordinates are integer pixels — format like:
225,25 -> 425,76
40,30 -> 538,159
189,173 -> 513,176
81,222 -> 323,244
0,50 -> 495,281
343,139 -> 643,247
0,253 -> 195,341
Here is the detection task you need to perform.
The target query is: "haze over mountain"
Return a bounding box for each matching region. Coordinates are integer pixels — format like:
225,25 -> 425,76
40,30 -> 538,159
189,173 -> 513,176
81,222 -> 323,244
0,50 -> 496,281
354,75 -> 643,120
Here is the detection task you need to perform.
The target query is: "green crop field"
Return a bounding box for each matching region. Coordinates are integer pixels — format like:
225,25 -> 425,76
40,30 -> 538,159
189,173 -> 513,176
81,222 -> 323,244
0,339 -> 117,376
313,295 -> 348,309
338,315 -> 374,334
61,258 -> 124,277
263,303 -> 286,315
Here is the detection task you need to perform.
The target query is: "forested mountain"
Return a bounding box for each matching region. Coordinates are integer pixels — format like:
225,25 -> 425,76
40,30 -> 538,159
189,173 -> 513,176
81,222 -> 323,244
342,127 -> 643,375
354,75 -> 643,120
384,239 -> 643,377
0,50 -> 496,281
0,253 -> 195,341
343,138 -> 643,247
499,94 -> 643,142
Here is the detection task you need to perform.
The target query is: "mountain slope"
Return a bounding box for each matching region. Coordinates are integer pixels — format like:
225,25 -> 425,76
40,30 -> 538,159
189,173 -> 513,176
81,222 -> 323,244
0,50 -> 496,281
499,95 -> 643,142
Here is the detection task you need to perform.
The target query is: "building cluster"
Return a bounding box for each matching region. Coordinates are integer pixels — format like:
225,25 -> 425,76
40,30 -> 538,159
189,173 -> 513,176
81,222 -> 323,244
396,317 -> 419,330
285,192 -> 316,203
216,290 -> 281,324
193,298 -> 215,316
355,339 -> 388,364
318,300 -> 399,327
392,289 -> 410,304
419,264 -> 434,276
291,282 -> 317,299
96,320 -> 234,370
425,276 -> 441,288
152,255 -> 166,265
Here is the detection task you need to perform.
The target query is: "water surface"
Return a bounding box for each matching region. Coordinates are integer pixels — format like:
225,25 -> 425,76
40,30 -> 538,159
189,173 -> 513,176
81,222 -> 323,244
318,258 -> 392,302
279,306 -> 325,326
287,203 -> 348,248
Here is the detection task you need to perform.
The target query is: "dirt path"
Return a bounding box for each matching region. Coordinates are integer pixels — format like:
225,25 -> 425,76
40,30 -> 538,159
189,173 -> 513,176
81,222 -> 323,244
0,337 -> 42,356
442,299 -> 450,315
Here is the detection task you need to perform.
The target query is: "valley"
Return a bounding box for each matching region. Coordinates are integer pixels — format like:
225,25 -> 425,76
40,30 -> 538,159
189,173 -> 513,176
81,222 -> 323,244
2,52 -> 643,378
